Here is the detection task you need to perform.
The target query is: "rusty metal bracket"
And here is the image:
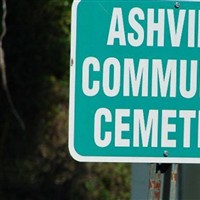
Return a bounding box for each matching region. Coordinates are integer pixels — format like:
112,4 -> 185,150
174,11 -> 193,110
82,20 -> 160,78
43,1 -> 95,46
156,163 -> 172,173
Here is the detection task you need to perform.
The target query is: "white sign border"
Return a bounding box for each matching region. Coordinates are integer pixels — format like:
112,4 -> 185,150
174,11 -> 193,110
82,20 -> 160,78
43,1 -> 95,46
68,0 -> 200,164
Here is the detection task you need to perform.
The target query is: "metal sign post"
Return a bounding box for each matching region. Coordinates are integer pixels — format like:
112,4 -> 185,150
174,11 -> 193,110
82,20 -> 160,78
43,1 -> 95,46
147,163 -> 178,199
148,164 -> 162,200
169,164 -> 179,199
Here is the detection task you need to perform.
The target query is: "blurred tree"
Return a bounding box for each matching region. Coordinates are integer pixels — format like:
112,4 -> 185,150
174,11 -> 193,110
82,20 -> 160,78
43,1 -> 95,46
0,0 -> 131,199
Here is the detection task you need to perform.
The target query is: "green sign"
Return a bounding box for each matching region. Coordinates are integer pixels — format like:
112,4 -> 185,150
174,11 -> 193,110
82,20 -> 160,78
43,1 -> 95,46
69,0 -> 200,163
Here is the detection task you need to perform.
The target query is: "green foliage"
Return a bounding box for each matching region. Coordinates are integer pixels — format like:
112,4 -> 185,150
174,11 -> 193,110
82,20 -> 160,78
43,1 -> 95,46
0,0 -> 131,199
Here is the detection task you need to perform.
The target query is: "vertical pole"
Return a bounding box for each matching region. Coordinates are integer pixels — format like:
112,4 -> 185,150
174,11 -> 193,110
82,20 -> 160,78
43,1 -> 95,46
159,173 -> 164,199
148,164 -> 156,199
136,163 -> 179,200
154,169 -> 162,200
148,163 -> 164,200
169,164 -> 178,200
148,164 -> 169,200
131,164 -> 149,200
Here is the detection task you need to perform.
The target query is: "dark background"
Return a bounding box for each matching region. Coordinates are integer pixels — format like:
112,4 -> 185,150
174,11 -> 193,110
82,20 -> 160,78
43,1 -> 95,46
0,0 -> 130,199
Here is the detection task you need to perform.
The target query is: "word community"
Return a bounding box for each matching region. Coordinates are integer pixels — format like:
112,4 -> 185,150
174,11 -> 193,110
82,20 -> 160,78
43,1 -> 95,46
82,57 -> 198,98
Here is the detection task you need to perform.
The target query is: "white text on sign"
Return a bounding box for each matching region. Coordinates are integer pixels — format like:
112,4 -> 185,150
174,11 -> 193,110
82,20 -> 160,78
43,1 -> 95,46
107,7 -> 200,47
80,7 -> 200,149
